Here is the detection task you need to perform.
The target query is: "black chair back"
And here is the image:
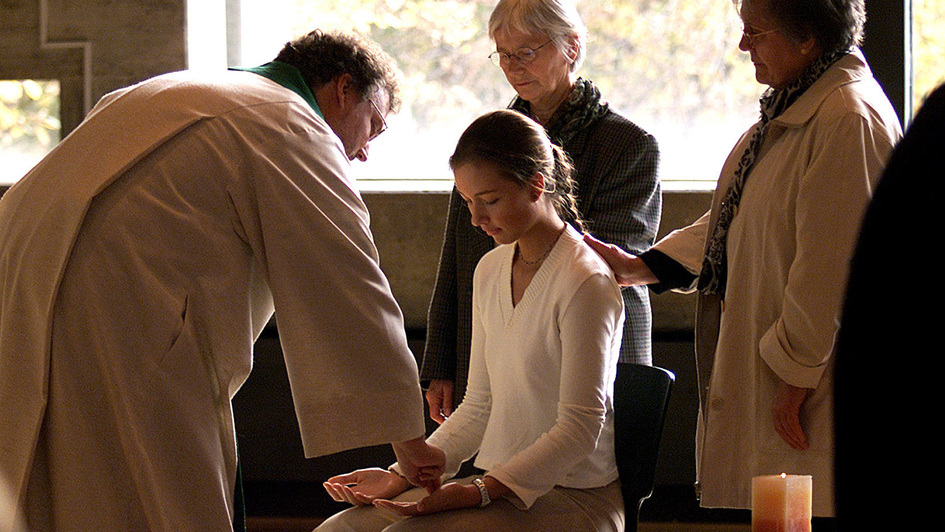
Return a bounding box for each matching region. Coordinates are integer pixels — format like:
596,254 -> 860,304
613,362 -> 674,532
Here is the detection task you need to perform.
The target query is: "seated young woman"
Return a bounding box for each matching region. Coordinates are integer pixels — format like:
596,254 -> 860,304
316,109 -> 627,532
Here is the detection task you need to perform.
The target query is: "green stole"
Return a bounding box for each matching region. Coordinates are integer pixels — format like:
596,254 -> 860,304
231,60 -> 323,118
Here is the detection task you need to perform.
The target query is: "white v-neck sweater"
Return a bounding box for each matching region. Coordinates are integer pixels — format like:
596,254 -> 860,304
425,226 -> 625,508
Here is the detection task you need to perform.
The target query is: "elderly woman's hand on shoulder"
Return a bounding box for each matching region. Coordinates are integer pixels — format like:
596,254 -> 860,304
583,233 -> 658,287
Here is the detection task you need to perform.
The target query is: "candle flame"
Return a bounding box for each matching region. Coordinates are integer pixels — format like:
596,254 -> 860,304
780,473 -> 787,478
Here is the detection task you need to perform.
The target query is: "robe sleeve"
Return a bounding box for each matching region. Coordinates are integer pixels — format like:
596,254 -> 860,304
226,112 -> 425,457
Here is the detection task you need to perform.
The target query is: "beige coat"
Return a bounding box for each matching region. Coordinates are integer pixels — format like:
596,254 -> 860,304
653,50 -> 901,516
0,71 -> 425,530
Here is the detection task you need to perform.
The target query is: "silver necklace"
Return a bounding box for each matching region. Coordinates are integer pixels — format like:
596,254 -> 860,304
517,241 -> 555,266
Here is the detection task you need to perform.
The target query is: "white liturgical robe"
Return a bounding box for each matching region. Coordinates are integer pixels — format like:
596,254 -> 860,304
0,69 -> 424,530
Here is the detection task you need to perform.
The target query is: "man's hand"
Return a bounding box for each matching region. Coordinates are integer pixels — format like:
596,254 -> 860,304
582,233 -> 658,287
322,468 -> 410,506
391,437 -> 445,492
772,381 -> 811,450
425,379 -> 454,424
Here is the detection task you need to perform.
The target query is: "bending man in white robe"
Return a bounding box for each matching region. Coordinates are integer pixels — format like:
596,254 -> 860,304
0,29 -> 442,531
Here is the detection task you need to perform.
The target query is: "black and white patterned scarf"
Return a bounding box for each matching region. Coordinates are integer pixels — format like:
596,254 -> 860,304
509,77 -> 609,147
698,48 -> 851,297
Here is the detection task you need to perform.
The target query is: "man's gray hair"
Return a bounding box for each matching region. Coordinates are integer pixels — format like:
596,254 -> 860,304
276,29 -> 402,113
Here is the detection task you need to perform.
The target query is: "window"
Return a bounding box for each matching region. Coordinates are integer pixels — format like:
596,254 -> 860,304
5,2 -> 929,188
913,0 -> 945,111
0,80 -> 61,185
213,0 -> 761,190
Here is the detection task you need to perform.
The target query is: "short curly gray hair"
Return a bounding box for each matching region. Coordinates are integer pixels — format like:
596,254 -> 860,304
275,29 -> 402,113
488,0 -> 587,73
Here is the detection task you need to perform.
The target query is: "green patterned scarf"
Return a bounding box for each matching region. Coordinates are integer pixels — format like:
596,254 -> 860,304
509,77 -> 609,147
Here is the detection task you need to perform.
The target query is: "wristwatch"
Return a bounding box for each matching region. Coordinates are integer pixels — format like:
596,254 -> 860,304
472,477 -> 491,507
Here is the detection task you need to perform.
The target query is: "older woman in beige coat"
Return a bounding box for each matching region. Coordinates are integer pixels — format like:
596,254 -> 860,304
586,0 -> 900,520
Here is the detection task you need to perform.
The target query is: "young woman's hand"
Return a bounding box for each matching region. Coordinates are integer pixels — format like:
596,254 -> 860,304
374,476 -> 511,517
373,482 -> 481,516
322,468 -> 411,506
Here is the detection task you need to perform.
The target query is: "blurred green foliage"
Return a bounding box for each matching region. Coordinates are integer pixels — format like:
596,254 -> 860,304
3,1 -> 938,182
0,80 -> 61,150
289,0 -> 755,130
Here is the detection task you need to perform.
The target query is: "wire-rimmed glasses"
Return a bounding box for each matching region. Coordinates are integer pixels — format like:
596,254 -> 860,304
488,40 -> 554,67
368,98 -> 388,140
741,27 -> 778,48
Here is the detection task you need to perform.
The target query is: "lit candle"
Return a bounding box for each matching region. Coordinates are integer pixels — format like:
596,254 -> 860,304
751,473 -> 812,532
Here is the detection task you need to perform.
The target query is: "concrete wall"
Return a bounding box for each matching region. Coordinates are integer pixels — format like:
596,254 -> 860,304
1,0 -> 187,136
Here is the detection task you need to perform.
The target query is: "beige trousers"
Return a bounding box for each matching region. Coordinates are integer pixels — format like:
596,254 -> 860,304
315,476 -> 624,532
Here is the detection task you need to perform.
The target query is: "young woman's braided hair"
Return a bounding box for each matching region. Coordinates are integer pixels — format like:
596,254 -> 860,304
449,109 -> 585,232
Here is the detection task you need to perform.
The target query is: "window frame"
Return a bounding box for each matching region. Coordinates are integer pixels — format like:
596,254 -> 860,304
863,0 -> 912,129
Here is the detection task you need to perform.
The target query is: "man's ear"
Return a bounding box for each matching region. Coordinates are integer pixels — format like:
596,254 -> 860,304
334,73 -> 358,110
314,73 -> 356,120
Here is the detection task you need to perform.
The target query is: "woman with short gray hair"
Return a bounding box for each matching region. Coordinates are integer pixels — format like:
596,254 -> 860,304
488,0 -> 588,72
422,0 -> 661,434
